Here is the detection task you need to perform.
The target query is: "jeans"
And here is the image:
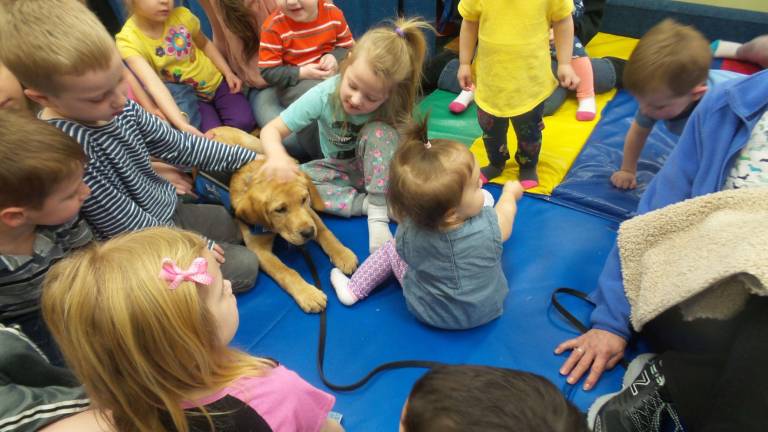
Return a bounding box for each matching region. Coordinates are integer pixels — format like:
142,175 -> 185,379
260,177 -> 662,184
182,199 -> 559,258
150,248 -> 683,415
166,82 -> 201,128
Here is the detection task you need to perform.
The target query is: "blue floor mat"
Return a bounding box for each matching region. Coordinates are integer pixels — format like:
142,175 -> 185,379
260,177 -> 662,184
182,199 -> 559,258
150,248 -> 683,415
230,184 -> 634,430
549,89 -> 677,222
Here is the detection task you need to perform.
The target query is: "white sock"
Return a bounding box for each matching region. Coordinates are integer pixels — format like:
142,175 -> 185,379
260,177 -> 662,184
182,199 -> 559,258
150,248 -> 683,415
330,268 -> 358,306
449,90 -> 475,113
577,97 -> 596,115
712,40 -> 741,59
482,188 -> 495,207
367,203 -> 393,253
361,194 -> 369,215
453,89 -> 474,106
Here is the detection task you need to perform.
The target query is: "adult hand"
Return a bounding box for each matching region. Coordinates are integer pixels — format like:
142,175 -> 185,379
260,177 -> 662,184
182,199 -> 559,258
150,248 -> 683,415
318,54 -> 339,74
151,161 -> 197,198
259,155 -> 300,182
610,170 -> 638,190
300,64 -> 334,80
457,64 -> 474,91
555,329 -> 627,391
225,71 -> 243,94
557,63 -> 580,90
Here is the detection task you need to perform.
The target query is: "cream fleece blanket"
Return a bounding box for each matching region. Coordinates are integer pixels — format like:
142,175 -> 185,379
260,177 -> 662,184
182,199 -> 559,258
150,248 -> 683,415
617,188 -> 768,332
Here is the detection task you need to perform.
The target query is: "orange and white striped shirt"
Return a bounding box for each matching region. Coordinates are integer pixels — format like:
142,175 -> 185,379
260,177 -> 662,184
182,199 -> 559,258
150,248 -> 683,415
258,0 -> 354,68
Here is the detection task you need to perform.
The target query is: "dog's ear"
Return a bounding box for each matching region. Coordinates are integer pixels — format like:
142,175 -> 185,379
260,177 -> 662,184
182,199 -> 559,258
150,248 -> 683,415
234,192 -> 270,228
300,171 -> 325,211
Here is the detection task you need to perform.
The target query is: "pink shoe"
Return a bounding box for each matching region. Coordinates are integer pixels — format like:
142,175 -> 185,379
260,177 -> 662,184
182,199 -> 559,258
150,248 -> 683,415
576,97 -> 597,122
520,179 -> 539,190
480,172 -> 489,185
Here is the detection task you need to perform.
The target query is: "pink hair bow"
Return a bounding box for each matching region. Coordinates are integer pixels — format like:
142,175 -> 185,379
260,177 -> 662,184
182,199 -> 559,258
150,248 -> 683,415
159,257 -> 213,290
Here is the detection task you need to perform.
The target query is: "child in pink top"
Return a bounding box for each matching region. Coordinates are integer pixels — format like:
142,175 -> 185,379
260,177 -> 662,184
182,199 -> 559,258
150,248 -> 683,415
43,227 -> 341,432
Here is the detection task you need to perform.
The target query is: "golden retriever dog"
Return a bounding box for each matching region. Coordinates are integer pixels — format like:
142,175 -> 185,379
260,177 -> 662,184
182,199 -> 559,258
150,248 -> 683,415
229,159 -> 358,312
208,126 -> 263,153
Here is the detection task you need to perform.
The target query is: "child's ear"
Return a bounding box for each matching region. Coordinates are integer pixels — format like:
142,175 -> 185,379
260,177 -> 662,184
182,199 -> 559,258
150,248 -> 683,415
23,88 -> 54,108
0,207 -> 29,228
690,84 -> 708,101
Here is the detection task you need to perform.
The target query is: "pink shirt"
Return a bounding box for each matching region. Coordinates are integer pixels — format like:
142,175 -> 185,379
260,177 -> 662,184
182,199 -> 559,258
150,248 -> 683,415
183,365 -> 335,432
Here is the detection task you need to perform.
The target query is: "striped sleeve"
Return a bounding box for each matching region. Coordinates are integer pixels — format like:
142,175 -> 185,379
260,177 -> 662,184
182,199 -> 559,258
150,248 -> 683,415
0,327 -> 90,432
131,101 -> 258,172
329,5 -> 354,48
259,15 -> 286,68
78,170 -> 173,238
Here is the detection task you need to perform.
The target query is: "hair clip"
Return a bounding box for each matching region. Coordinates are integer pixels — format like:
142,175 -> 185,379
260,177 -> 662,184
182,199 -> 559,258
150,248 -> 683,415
395,27 -> 405,38
159,257 -> 213,290
424,140 -> 432,149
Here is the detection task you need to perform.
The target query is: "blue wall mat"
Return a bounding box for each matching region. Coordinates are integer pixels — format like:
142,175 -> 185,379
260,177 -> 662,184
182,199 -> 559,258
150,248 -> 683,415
401,0 -> 437,54
106,0 -> 213,38
602,0 -> 768,43
229,185 -> 638,430
333,0 -> 400,38
549,90 -> 677,223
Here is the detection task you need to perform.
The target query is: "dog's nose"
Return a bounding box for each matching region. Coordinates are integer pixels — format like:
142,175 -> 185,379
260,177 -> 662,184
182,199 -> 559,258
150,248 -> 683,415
300,227 -> 315,240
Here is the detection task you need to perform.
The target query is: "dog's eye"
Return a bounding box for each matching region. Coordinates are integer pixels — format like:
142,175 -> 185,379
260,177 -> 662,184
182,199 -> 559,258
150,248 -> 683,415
302,196 -> 308,205
274,206 -> 287,214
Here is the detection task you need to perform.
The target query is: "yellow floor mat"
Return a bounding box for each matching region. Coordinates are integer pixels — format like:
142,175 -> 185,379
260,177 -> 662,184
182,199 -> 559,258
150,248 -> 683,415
471,33 -> 639,194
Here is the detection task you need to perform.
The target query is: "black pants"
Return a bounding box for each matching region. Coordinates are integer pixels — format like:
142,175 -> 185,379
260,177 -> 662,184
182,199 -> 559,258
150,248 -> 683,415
642,296 -> 768,432
477,103 -> 545,170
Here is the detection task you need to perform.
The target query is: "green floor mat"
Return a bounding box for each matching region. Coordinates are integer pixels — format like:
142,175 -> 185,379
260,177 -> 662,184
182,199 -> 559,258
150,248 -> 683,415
418,90 -> 480,146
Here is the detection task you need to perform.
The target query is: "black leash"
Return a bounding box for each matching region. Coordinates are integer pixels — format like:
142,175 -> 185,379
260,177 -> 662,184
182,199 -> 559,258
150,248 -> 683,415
551,287 -> 629,369
299,247 -> 444,392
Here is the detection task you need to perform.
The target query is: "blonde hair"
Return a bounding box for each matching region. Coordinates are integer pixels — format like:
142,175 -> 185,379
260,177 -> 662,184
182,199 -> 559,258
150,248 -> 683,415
42,227 -> 274,432
388,115 -> 474,230
0,0 -> 116,95
335,17 -> 432,128
624,19 -> 711,97
0,109 -> 86,209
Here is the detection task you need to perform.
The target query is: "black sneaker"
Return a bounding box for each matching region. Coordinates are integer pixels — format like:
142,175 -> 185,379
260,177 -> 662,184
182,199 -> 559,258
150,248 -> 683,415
588,354 -> 684,432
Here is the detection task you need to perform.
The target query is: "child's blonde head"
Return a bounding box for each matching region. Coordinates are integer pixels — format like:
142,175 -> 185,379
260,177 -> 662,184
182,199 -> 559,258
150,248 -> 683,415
388,115 -> 475,230
0,0 -> 116,95
337,17 -> 431,127
42,227 -> 273,432
624,19 -> 711,97
0,109 -> 85,210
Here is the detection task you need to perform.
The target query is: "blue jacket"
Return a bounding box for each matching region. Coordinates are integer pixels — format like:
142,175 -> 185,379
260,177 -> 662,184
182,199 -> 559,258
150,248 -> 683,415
590,69 -> 768,339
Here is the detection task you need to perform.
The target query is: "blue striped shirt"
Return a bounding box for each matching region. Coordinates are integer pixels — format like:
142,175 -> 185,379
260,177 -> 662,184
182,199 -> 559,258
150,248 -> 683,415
0,217 -> 92,320
47,100 -> 258,240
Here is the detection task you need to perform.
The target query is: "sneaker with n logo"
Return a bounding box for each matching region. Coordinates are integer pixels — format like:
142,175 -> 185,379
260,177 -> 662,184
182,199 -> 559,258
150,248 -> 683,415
588,354 -> 685,432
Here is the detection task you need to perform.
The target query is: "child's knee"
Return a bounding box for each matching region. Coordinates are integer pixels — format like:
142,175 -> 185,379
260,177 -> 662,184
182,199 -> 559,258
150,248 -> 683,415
220,244 -> 259,293
360,121 -> 397,142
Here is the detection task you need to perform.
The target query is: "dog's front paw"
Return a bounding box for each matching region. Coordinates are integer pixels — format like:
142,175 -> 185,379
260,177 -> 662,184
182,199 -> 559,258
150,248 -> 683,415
331,246 -> 358,274
294,282 -> 328,313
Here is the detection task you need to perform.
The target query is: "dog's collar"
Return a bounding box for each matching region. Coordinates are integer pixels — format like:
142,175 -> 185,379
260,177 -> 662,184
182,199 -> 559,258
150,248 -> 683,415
249,223 -> 271,234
